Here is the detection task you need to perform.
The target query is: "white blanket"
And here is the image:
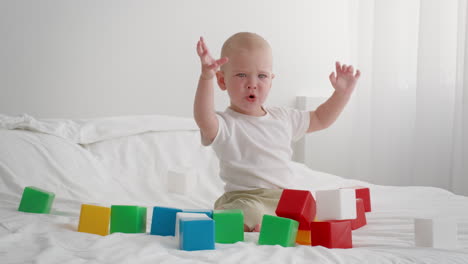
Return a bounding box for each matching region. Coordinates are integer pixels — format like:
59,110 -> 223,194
0,114 -> 467,263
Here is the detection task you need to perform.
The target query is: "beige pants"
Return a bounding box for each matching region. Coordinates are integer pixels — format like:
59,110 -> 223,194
214,188 -> 284,229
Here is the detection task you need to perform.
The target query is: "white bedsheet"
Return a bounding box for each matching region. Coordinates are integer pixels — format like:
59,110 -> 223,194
1,115 -> 467,263
1,169 -> 467,264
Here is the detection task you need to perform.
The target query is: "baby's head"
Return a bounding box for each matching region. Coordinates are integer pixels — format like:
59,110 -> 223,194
216,32 -> 275,116
220,32 -> 273,71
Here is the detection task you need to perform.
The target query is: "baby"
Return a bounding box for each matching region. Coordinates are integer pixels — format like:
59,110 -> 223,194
194,32 -> 360,232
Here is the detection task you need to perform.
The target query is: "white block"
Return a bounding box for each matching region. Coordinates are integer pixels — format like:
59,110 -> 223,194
175,212 -> 210,243
415,218 -> 457,249
316,189 -> 356,221
167,167 -> 197,194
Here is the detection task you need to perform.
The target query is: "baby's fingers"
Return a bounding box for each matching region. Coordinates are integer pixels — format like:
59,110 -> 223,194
216,57 -> 229,67
197,37 -> 211,57
355,69 -> 361,79
196,40 -> 204,57
200,37 -> 211,55
335,61 -> 341,74
329,72 -> 337,85
206,57 -> 229,71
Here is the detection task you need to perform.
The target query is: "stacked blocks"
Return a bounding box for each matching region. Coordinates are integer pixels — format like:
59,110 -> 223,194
150,206 -> 183,236
316,189 -> 356,221
213,209 -> 244,243
310,220 -> 352,249
351,199 -> 367,230
342,186 -> 372,212
258,215 -> 298,247
414,218 -> 457,249
313,189 -> 356,248
275,189 -> 316,230
18,186 -> 55,214
78,204 -> 111,236
275,189 -> 315,246
110,205 -> 147,234
178,213 -> 215,251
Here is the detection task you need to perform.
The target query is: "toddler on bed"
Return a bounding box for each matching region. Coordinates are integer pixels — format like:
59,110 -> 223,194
193,32 -> 360,232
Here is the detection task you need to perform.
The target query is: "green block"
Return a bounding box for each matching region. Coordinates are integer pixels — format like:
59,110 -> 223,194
258,214 -> 298,247
18,186 -> 55,214
110,205 -> 147,234
213,209 -> 244,243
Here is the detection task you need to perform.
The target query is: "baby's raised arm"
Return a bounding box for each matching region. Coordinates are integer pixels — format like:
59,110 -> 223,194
193,37 -> 228,145
308,61 -> 361,133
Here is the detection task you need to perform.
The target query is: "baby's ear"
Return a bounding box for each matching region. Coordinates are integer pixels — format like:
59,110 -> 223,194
271,73 -> 275,79
216,71 -> 227,91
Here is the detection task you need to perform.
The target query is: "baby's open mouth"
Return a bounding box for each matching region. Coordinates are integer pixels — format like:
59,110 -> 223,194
246,95 -> 256,102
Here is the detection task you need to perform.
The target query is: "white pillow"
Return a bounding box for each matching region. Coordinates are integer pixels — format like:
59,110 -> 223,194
82,130 -> 224,207
0,129 -> 126,203
0,114 -> 199,144
0,114 -> 223,208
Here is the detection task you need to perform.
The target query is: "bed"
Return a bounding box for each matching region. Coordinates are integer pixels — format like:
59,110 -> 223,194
0,113 -> 467,264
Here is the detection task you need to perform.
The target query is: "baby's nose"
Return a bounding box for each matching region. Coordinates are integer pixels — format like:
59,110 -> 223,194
247,77 -> 257,89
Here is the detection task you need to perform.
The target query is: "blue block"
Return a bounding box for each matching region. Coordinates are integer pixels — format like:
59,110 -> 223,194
150,206 -> 182,236
180,218 -> 215,251
183,209 -> 213,218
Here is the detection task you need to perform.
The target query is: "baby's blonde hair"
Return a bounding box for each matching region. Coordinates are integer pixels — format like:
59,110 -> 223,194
220,32 -> 272,70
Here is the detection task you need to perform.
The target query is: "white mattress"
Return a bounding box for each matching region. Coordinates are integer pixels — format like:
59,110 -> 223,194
0,115 -> 467,263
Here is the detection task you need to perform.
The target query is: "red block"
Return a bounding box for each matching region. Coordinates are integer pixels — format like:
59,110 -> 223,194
351,199 -> 367,230
310,220 -> 352,249
342,186 -> 371,212
275,189 -> 316,230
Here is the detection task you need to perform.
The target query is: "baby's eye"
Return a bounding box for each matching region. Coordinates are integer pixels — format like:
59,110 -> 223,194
236,73 -> 247,78
258,74 -> 268,79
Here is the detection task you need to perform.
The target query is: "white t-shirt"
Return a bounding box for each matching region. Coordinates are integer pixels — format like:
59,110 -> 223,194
205,106 -> 310,192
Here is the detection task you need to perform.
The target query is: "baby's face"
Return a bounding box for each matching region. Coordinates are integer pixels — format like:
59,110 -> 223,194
218,48 -> 274,116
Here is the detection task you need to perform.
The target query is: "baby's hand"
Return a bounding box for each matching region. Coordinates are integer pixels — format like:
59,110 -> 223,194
197,37 -> 228,80
329,61 -> 361,96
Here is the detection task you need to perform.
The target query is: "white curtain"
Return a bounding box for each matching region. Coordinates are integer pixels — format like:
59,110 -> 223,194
306,0 -> 468,195
354,0 -> 468,195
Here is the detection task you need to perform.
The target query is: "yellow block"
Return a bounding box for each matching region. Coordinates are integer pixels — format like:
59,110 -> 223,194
78,204 -> 111,236
296,229 -> 311,245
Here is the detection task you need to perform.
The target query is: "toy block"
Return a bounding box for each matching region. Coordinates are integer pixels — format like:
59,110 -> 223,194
310,220 -> 352,249
175,212 -> 210,241
18,186 -> 55,214
342,186 -> 372,212
110,205 -> 147,234
414,218 -> 457,249
213,209 -> 244,243
258,215 -> 298,247
351,199 -> 367,230
316,189 -> 356,221
179,214 -> 215,251
78,204 -> 111,236
150,206 -> 182,236
167,167 -> 197,194
182,209 -> 213,218
275,189 -> 316,230
296,229 -> 311,245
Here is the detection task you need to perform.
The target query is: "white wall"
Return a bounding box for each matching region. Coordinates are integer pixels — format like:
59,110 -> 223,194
0,0 -> 353,118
